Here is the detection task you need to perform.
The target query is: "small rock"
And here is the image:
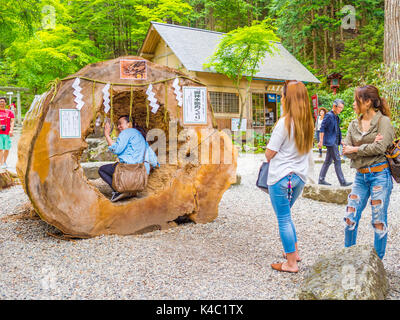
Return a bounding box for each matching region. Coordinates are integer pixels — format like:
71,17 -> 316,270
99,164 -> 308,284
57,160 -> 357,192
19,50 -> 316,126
298,245 -> 389,300
231,174 -> 241,186
0,170 -> 19,190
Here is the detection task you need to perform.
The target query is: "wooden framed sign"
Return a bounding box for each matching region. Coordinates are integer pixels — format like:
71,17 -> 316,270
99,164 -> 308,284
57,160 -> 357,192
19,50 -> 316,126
59,109 -> 81,139
183,86 -> 207,125
120,59 -> 147,80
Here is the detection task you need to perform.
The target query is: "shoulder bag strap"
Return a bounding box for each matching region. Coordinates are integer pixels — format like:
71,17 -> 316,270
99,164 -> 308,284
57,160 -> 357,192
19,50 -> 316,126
142,140 -> 149,164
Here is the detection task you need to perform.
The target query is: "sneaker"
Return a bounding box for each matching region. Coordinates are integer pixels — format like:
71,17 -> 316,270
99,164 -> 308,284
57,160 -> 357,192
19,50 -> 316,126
0,163 -> 6,169
110,192 -> 133,202
340,181 -> 353,187
318,180 -> 332,186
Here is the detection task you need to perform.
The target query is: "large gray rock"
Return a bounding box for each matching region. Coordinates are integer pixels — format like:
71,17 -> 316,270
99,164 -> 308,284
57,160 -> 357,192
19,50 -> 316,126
298,245 -> 389,300
302,183 -> 351,205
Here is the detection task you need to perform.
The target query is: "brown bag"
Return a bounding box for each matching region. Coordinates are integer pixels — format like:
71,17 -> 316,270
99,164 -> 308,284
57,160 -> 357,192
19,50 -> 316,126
112,162 -> 148,193
385,139 -> 400,183
112,146 -> 149,193
378,116 -> 400,183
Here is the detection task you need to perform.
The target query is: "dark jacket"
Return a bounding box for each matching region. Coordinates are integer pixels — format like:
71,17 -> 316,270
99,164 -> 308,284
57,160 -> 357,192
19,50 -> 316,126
320,110 -> 342,147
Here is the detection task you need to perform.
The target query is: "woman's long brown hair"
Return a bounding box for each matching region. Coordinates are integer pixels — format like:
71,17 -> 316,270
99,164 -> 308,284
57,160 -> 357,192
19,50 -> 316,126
282,80 -> 314,155
355,85 -> 391,119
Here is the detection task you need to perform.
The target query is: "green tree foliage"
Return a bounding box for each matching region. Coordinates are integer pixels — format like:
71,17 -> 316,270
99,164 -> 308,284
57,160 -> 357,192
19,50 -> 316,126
187,0 -> 271,32
204,20 -> 279,125
270,0 -> 385,88
5,25 -> 101,93
68,0 -> 193,58
333,22 -> 384,84
0,0 -> 193,95
0,0 -> 389,105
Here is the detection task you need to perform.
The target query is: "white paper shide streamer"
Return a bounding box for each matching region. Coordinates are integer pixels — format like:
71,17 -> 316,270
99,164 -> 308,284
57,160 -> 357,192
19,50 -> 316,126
72,77 -> 84,111
146,83 -> 160,114
173,77 -> 183,107
102,83 -> 111,114
25,92 -> 49,121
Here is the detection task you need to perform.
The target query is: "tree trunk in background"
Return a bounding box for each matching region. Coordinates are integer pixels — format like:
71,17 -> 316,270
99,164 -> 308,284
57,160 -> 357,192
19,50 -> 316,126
340,0 -> 344,41
209,6 -> 214,30
384,0 -> 400,79
323,6 -> 328,73
248,0 -> 253,26
312,9 -> 317,69
331,3 -> 337,64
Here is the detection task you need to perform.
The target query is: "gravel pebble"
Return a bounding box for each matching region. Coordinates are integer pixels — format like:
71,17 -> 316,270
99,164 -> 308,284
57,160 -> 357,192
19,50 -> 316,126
1,141 -> 399,299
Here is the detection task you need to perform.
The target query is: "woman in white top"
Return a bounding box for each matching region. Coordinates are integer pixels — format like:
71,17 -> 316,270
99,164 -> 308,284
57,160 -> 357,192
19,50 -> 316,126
315,107 -> 327,157
265,80 -> 314,273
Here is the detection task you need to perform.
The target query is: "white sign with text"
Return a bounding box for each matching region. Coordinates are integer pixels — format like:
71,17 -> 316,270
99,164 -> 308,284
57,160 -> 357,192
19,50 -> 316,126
183,87 -> 207,125
59,109 -> 81,139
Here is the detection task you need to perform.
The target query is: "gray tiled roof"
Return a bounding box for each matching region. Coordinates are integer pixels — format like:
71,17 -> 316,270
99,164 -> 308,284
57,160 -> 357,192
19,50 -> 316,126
151,22 -> 320,84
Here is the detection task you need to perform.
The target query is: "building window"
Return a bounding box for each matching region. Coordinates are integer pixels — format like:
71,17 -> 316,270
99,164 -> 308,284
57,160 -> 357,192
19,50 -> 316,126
210,92 -> 239,113
252,93 -> 265,127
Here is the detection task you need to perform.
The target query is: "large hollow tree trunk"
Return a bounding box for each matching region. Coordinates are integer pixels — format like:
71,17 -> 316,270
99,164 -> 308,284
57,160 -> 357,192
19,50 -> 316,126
17,57 -> 237,238
384,0 -> 400,79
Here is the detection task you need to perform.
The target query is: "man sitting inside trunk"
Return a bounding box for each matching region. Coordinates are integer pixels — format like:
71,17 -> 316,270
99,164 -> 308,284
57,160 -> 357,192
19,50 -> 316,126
99,115 -> 158,202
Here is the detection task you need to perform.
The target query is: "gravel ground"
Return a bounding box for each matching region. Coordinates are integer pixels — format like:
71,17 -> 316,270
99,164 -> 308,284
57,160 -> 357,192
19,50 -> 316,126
1,134 -> 399,299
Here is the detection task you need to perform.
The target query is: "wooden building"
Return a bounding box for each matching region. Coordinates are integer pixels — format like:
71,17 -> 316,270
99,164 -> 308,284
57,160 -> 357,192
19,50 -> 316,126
138,22 -> 320,133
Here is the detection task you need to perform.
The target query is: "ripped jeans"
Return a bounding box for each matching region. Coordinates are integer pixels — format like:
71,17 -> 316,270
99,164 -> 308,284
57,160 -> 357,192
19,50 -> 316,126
344,162 -> 393,259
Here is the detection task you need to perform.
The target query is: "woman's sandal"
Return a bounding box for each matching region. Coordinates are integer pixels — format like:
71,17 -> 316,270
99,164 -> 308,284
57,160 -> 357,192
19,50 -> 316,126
283,252 -> 302,262
271,262 -> 298,274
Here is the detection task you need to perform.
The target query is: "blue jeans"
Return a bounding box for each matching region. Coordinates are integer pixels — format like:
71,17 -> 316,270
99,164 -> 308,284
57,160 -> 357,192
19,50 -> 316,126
344,162 -> 393,259
269,174 -> 305,254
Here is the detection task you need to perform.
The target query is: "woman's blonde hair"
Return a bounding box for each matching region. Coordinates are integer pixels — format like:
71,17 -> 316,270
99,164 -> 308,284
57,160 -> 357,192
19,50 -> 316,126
281,80 -> 314,155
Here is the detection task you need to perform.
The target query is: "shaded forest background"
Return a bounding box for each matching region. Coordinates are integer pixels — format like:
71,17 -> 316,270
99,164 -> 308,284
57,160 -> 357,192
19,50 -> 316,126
0,0 -> 389,116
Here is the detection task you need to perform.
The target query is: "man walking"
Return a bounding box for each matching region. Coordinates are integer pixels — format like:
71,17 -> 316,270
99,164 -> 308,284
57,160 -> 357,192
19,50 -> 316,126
318,99 -> 352,187
0,97 -> 15,169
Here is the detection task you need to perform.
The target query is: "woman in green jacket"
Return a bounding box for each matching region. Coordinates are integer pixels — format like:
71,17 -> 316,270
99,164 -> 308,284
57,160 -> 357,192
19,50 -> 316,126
342,85 -> 394,259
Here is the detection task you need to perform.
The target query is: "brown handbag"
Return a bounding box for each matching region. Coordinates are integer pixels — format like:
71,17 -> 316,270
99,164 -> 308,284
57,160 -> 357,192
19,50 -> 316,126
112,147 -> 149,193
385,139 -> 400,183
378,116 -> 400,183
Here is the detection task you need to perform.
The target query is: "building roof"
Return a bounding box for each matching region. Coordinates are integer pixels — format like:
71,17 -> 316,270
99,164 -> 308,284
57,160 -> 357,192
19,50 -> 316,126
139,22 -> 320,84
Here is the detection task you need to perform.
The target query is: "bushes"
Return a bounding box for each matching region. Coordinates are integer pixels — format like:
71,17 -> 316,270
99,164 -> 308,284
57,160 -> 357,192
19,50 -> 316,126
232,131 -> 270,153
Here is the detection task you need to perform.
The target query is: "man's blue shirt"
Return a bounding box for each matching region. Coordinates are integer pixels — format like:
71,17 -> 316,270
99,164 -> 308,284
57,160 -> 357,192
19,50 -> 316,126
108,128 -> 159,174
319,110 -> 342,147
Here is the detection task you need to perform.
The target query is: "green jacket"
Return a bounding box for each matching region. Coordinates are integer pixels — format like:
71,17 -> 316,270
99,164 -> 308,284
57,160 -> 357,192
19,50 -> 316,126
344,111 -> 394,169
